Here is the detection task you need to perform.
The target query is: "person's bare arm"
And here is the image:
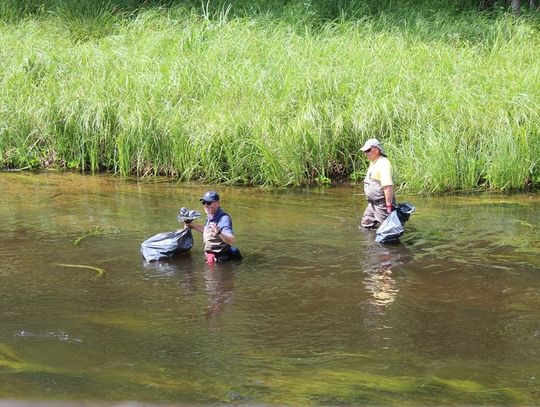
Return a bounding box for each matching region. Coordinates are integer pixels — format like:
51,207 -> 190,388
383,185 -> 395,213
185,223 -> 204,233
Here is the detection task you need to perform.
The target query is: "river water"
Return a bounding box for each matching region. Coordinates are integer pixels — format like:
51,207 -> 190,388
1,173 -> 539,405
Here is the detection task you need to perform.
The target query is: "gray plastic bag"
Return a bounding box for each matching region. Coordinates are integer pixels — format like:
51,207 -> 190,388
140,228 -> 194,262
375,211 -> 404,243
375,202 -> 415,243
140,207 -> 201,261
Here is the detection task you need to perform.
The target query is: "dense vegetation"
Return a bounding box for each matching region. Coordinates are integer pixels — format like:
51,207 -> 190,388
1,0 -> 539,191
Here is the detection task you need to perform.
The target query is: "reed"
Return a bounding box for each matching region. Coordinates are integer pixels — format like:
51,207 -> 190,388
1,2 -> 539,191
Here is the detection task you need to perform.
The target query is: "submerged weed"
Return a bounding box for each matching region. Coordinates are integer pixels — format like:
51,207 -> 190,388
55,263 -> 106,278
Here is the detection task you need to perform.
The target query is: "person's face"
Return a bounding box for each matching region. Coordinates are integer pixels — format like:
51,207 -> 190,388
364,146 -> 380,161
202,200 -> 219,215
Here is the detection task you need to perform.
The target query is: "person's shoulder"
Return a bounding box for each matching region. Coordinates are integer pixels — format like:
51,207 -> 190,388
217,207 -> 228,216
217,208 -> 232,221
217,209 -> 233,231
374,156 -> 390,165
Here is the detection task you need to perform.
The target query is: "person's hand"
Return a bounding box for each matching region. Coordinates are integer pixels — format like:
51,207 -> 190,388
386,204 -> 394,214
208,223 -> 220,235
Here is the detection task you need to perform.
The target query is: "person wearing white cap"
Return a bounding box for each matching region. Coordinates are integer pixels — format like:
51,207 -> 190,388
359,138 -> 396,229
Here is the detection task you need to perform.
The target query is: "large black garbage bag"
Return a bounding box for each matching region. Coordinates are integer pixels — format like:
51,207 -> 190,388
141,228 -> 194,262
375,202 -> 415,244
396,202 -> 415,223
141,207 -> 201,261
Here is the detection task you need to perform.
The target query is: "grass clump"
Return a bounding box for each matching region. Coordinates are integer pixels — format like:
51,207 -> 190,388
1,1 -> 540,190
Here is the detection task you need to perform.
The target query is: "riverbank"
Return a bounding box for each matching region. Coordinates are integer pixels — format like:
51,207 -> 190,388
1,1 -> 539,191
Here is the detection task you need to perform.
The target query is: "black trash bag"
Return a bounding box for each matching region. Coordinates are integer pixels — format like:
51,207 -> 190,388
140,207 -> 201,261
141,228 -> 194,262
375,202 -> 415,244
396,202 -> 415,223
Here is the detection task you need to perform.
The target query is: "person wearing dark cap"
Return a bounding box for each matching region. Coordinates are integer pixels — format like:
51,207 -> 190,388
359,138 -> 396,229
185,191 -> 240,263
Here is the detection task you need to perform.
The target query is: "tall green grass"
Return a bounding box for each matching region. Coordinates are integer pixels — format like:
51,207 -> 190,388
1,2 -> 539,190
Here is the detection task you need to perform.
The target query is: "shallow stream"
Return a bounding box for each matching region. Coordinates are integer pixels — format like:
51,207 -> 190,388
1,173 -> 539,405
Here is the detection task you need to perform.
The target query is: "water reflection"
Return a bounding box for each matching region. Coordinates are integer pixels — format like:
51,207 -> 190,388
359,242 -> 404,348
203,265 -> 235,318
364,268 -> 398,306
362,243 -> 403,308
142,256 -> 236,318
142,255 -> 195,281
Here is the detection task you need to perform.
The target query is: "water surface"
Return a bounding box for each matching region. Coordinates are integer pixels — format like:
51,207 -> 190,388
1,173 -> 539,405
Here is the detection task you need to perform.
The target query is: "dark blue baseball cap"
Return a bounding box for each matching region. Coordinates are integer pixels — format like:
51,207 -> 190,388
200,190 -> 220,203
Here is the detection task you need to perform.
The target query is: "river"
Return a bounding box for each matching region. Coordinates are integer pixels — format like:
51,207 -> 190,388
1,172 -> 539,405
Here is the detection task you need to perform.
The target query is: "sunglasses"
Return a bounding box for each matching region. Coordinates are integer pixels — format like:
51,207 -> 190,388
202,201 -> 214,206
364,148 -> 372,153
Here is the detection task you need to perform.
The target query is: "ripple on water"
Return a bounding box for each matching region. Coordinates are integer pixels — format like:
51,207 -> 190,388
15,329 -> 83,343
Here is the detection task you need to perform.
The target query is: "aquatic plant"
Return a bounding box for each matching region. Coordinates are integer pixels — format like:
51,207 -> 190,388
55,263 -> 106,278
0,342 -> 64,374
0,343 -> 19,364
73,225 -> 114,245
248,367 -> 531,405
